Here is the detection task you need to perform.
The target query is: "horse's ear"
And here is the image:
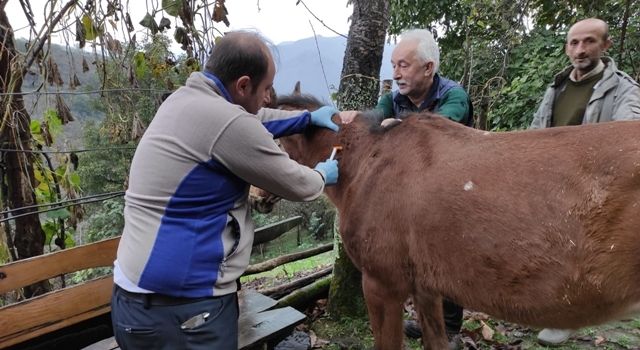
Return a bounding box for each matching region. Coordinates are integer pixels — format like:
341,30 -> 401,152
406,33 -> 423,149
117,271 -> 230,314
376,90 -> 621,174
293,81 -> 301,96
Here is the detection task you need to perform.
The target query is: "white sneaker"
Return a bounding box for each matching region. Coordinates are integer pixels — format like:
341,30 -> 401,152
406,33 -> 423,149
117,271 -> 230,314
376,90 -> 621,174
537,328 -> 574,346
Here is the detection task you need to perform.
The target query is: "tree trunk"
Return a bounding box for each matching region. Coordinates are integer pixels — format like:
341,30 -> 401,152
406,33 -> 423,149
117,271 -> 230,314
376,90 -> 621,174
336,0 -> 390,111
0,3 -> 50,297
330,0 -> 389,318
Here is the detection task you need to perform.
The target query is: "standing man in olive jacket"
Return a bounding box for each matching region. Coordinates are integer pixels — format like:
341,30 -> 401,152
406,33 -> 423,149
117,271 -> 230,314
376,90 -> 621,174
531,18 -> 640,130
530,18 -> 640,346
111,31 -> 342,349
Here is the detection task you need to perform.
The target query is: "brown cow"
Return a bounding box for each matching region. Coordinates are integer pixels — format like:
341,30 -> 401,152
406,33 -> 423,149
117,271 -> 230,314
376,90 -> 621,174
275,96 -> 640,349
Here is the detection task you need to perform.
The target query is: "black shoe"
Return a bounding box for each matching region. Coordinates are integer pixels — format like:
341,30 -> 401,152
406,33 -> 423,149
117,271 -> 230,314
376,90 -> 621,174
403,319 -> 422,339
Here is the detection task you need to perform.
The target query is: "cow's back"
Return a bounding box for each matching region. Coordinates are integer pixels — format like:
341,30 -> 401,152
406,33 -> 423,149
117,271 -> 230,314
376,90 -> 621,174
334,116 -> 640,329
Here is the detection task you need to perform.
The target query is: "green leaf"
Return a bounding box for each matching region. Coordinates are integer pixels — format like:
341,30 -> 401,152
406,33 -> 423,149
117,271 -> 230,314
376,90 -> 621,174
47,209 -> 71,220
139,13 -> 159,34
30,120 -> 41,135
82,15 -> 98,41
162,0 -> 181,17
44,109 -> 62,137
69,173 -> 81,187
65,233 -> 76,248
134,52 -> 148,79
42,222 -> 57,245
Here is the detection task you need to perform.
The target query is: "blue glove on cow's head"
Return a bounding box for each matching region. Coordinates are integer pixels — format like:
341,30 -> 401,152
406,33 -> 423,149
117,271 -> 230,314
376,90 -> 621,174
314,159 -> 339,185
310,106 -> 339,132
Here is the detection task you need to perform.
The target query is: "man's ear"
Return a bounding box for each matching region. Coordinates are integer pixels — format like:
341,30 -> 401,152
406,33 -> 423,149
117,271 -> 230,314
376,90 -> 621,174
233,75 -> 252,98
603,37 -> 613,52
424,61 -> 434,77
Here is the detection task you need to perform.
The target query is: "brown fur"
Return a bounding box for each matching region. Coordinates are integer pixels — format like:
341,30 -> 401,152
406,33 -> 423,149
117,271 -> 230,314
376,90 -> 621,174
277,109 -> 640,349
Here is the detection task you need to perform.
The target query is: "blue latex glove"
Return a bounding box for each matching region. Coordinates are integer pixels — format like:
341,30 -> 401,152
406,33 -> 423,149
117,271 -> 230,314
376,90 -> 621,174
314,159 -> 339,185
310,106 -> 339,132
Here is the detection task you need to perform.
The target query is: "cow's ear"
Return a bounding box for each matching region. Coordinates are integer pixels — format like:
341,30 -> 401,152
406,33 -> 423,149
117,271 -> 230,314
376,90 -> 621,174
293,81 -> 301,96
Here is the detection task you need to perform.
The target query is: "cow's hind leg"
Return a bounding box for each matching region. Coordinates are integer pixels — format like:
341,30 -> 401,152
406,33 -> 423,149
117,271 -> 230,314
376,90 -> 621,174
362,273 -> 405,350
413,291 -> 449,350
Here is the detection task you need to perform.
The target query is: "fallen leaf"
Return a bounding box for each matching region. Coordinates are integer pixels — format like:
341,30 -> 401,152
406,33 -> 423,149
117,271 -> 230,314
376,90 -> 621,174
480,320 -> 495,341
594,336 -> 606,346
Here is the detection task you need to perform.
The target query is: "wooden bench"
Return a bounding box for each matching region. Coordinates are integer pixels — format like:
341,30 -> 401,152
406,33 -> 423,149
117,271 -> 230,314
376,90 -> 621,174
0,217 -> 304,349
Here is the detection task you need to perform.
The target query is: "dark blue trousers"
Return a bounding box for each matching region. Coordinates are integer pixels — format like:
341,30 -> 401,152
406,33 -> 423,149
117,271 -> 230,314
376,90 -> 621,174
111,285 -> 238,350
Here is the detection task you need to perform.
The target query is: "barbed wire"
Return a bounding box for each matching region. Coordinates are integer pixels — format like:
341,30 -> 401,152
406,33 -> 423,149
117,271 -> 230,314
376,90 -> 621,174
0,146 -> 136,154
0,191 -> 125,223
0,87 -> 172,97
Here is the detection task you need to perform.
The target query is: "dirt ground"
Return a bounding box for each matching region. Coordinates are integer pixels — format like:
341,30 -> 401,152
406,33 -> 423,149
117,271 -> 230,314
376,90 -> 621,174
295,301 -> 640,350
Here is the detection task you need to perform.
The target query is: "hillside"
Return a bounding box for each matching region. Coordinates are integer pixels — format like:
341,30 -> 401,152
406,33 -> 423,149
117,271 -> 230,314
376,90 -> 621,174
16,35 -> 396,128
17,38 -> 104,124
273,36 -> 395,102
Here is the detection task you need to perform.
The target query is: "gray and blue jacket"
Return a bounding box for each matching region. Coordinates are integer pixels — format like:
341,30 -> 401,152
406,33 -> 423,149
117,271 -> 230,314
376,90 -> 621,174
115,72 -> 325,298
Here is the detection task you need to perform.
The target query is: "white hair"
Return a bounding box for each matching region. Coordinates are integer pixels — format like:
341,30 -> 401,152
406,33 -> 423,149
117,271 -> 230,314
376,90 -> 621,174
400,29 -> 440,73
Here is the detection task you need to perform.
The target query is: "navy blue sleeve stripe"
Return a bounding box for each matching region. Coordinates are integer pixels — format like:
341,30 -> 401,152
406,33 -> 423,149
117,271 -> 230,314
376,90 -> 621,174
262,111 -> 310,138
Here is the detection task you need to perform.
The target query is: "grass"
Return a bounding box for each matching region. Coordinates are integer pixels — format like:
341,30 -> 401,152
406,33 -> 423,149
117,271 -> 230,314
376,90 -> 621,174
241,228 -> 336,286
308,314 -> 640,349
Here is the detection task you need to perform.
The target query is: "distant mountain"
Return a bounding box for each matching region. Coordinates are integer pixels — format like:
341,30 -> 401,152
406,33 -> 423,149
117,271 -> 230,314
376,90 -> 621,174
16,36 -> 395,122
17,38 -> 104,123
273,36 -> 395,103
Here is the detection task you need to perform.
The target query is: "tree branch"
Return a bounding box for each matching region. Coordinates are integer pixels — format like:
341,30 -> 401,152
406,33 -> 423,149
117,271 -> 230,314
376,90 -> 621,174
24,0 -> 80,72
617,0 -> 631,64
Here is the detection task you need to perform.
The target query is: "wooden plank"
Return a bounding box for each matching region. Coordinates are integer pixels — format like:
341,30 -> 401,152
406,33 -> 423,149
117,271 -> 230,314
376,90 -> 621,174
0,276 -> 113,348
5,306 -> 111,349
238,307 -> 306,349
253,216 -> 302,246
239,290 -> 278,314
0,237 -> 119,294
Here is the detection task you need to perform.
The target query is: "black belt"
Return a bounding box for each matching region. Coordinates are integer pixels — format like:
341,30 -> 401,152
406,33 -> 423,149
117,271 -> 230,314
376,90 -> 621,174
115,284 -> 216,308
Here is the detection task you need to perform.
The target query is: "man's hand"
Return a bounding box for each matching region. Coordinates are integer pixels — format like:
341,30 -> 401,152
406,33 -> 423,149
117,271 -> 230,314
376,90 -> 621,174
339,110 -> 359,124
314,159 -> 339,185
310,106 -> 340,132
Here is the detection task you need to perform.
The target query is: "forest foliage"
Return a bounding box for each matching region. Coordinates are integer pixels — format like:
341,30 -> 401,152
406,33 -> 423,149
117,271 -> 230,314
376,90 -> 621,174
389,0 -> 639,130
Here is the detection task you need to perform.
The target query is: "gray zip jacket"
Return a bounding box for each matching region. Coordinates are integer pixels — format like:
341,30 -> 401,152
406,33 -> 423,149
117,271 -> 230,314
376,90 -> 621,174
117,72 -> 325,298
531,57 -> 640,129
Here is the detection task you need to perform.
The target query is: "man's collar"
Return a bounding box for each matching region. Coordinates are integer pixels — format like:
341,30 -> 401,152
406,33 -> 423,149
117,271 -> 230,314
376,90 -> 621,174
394,74 -> 441,110
202,72 -> 234,103
569,59 -> 605,82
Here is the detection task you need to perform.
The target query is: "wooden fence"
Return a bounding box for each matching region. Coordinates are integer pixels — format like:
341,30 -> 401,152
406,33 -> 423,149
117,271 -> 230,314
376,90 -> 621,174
0,216 -> 334,350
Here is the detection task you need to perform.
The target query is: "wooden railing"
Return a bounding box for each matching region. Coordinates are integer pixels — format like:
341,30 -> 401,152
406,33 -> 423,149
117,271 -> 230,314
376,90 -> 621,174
0,215 -> 332,350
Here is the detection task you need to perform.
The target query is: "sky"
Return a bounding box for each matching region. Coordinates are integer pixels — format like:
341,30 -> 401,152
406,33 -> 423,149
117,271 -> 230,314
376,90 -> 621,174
7,0 -> 353,45
224,0 -> 352,44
